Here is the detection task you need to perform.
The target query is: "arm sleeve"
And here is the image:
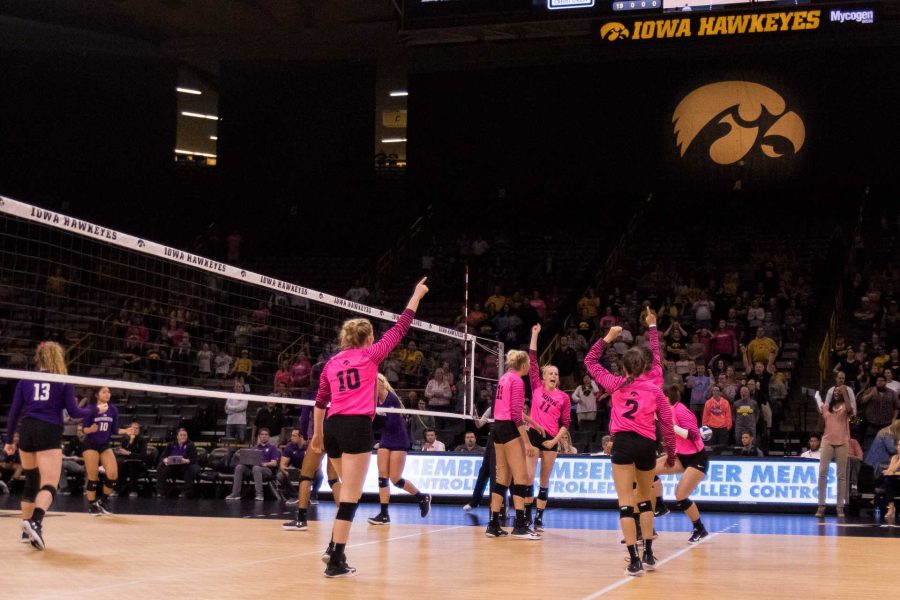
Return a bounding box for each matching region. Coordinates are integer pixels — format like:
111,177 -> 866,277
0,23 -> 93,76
365,309 -> 415,364
560,396 -> 572,430
678,404 -> 701,442
655,389 -> 677,463
4,382 -> 26,444
314,369 -> 331,410
647,325 -> 662,381
528,350 -> 542,392
509,377 -> 525,427
584,339 -> 624,392
64,385 -> 94,420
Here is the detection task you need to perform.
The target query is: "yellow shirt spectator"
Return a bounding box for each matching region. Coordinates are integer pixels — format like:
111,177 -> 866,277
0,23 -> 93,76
747,336 -> 778,364
485,293 -> 507,315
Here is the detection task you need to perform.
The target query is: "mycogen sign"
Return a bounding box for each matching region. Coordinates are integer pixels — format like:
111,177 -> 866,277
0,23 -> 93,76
599,9 -> 821,42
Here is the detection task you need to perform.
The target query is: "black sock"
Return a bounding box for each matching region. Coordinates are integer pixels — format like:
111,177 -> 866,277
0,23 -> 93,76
693,518 -> 704,530
525,503 -> 533,521
329,542 -> 346,566
489,511 -> 499,525
627,544 -> 639,560
644,538 -> 653,553
656,496 -> 665,509
32,508 -> 46,524
380,503 -> 389,515
515,509 -> 526,528
415,491 -> 425,501
298,508 -> 307,521
535,508 -> 544,520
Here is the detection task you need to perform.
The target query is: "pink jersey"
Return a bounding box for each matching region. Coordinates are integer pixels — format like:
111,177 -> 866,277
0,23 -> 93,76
584,336 -> 676,463
672,401 -> 703,455
315,310 -> 414,418
528,350 -> 571,437
494,370 -> 525,426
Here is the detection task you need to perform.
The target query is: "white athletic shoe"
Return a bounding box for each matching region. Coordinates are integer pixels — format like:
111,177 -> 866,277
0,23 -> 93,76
463,504 -> 473,512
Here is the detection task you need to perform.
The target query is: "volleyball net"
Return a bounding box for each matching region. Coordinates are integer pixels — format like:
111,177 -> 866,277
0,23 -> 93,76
0,195 -> 503,446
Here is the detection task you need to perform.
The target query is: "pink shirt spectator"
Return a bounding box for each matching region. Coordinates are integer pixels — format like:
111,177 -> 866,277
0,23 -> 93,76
291,358 -> 312,389
315,310 -> 414,418
494,370 -> 525,426
527,350 -> 571,437
821,404 -> 852,446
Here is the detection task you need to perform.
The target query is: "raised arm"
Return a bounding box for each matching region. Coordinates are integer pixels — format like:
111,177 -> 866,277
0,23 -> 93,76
528,324 -> 542,390
584,326 -> 626,392
365,278 -> 429,364
645,308 -> 662,381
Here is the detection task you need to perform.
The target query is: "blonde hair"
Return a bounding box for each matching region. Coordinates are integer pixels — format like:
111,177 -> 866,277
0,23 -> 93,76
377,373 -> 402,407
340,318 -> 373,349
35,341 -> 67,375
506,350 -> 529,372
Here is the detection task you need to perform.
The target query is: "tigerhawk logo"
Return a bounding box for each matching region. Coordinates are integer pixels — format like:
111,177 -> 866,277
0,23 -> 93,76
599,22 -> 630,41
673,81 -> 805,165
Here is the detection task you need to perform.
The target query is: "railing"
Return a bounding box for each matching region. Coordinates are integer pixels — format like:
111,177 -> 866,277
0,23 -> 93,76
66,313 -> 118,371
539,193 -> 653,366
277,334 -> 308,370
817,187 -> 869,390
362,204 -> 434,288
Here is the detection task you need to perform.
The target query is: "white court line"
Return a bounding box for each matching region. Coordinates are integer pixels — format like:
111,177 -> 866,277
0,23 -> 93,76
580,523 -> 739,600
63,523 -> 466,596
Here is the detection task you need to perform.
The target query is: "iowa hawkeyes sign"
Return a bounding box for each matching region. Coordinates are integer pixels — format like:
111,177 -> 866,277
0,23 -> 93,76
672,82 -> 805,165
599,9 -> 822,42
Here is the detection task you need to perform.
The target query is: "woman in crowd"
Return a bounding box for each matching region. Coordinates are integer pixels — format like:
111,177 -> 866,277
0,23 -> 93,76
883,438 -> 900,523
368,374 -> 431,525
485,349 -> 541,540
524,324 -> 571,532
4,342 -> 95,549
310,278 -> 429,578
655,384 -> 709,544
81,387 -> 134,516
814,384 -> 855,517
585,311 -> 676,577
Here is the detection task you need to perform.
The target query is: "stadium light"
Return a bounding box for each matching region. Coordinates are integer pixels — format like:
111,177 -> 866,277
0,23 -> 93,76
389,90 -> 408,97
381,138 -> 407,143
175,149 -> 217,158
176,87 -> 202,95
181,111 -> 219,120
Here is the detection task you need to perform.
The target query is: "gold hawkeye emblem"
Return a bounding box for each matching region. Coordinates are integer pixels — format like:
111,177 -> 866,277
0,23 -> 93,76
673,81 -> 805,165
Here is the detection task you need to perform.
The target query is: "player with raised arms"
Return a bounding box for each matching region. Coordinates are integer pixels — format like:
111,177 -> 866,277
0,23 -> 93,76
4,342 -> 95,550
310,278 -> 429,578
523,323 -> 571,532
485,349 -> 541,540
81,387 -> 135,516
654,383 -> 710,544
584,317 -> 676,576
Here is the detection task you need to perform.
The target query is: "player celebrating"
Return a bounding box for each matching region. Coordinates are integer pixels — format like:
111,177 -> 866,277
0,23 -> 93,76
310,278 -> 429,578
368,373 -> 432,525
524,324 -> 571,532
485,349 -> 541,540
655,383 -> 710,544
4,342 -> 95,550
585,320 -> 676,576
82,387 -> 134,516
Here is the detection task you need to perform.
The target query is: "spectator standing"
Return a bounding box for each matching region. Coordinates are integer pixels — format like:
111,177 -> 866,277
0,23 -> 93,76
814,386 -> 855,517
225,378 -> 249,443
552,338 -> 578,391
408,395 -> 435,448
686,363 -> 712,423
424,368 -> 453,411
196,343 -> 212,378
747,327 -> 779,365
114,422 -> 146,498
571,374 -> 601,429
253,402 -> 286,446
859,375 -> 899,445
214,348 -> 232,379
732,386 -> 760,445
833,346 -> 863,392
710,319 -> 738,360
702,386 -> 732,451
484,286 -> 507,316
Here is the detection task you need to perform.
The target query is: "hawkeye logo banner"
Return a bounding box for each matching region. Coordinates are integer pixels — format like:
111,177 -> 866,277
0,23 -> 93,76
599,9 -> 821,42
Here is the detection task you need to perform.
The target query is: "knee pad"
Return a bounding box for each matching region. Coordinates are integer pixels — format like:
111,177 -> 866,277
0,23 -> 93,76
40,485 -> 57,500
104,479 -> 117,487
619,505 -> 635,519
378,477 -> 389,489
675,499 -> 694,512
512,484 -> 530,499
335,502 -> 359,522
491,483 -> 508,498
299,475 -> 313,483
327,478 -> 340,488
637,500 -> 653,513
22,468 -> 40,503
538,487 -> 549,502
393,478 -> 406,488
86,479 -> 100,492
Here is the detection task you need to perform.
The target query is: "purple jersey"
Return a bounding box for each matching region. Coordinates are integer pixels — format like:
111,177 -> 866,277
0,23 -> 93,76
257,442 -> 281,464
298,406 -> 314,440
378,392 -> 410,450
281,442 -> 305,468
5,378 -> 93,443
83,404 -> 119,446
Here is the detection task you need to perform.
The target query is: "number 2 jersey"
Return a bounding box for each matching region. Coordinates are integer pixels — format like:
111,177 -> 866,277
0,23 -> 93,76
5,378 -> 94,444
584,326 -> 676,462
315,309 -> 415,419
83,404 -> 120,446
527,350 -> 571,437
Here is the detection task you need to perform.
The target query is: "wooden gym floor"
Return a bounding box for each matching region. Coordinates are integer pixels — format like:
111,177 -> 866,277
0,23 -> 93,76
1,503 -> 898,600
